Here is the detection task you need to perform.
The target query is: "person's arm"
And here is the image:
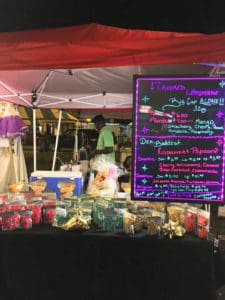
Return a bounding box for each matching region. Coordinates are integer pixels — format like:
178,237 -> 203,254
95,147 -> 113,154
88,146 -> 113,160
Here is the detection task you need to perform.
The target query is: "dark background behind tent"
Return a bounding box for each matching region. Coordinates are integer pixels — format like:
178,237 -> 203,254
0,0 -> 225,34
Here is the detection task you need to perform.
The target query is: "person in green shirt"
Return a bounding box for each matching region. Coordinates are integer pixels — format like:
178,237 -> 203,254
88,114 -> 115,163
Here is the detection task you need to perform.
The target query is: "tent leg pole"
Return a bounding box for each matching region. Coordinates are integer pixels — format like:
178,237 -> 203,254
33,109 -> 37,172
52,109 -> 62,171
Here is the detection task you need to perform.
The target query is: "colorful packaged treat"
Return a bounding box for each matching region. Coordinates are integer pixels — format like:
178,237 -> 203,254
14,211 -> 20,228
6,200 -> 26,212
146,216 -> 162,236
2,211 -> 16,231
42,205 -> 56,224
184,206 -> 197,233
92,198 -> 110,225
167,204 -> 185,225
19,210 -> 32,229
57,180 -> 76,200
197,209 -> 210,239
52,206 -> 68,227
41,191 -> 57,201
148,202 -> 166,213
162,220 -> 186,239
61,213 -> 91,231
29,179 -> 46,196
0,193 -> 9,204
133,215 -> 144,232
0,204 -> 6,214
26,202 -> 42,225
0,205 -> 6,227
102,208 -> 117,232
123,212 -> 137,235
79,199 -> 95,210
8,181 -> 26,193
42,199 -> 57,206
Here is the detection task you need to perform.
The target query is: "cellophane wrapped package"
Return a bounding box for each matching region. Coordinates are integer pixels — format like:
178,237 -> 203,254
123,211 -> 143,234
19,209 -> 32,229
184,206 -> 198,233
26,201 -> 42,225
42,205 -> 56,224
1,211 -> 16,231
87,157 -> 120,197
146,216 -> 163,236
197,209 -> 210,239
167,203 -> 186,226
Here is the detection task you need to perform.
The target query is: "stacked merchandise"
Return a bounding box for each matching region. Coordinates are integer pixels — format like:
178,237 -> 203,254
0,179 -> 210,241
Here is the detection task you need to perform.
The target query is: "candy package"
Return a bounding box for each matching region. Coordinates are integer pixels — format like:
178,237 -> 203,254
184,206 -> 198,233
19,210 -> 32,229
102,208 -> 117,232
1,211 -> 16,231
42,205 -> 56,224
167,204 -> 186,225
146,216 -> 162,236
87,158 -> 119,197
123,212 -> 136,235
52,206 -> 68,227
26,201 -> 42,225
61,212 -> 91,231
6,200 -> 26,212
197,209 -> 210,239
0,193 -> 9,205
148,202 -> 166,213
123,212 -> 143,234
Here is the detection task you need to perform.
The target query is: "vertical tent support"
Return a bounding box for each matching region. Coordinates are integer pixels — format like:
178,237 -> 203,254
33,108 -> 37,172
73,121 -> 79,162
52,109 -> 62,171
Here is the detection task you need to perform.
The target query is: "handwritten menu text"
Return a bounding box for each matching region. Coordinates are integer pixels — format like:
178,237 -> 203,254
132,77 -> 225,203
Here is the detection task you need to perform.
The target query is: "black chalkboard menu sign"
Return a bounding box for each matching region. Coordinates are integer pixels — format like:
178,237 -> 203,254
132,76 -> 225,203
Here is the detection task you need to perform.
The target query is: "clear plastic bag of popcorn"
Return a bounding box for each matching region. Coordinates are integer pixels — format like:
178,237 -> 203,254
8,181 -> 26,194
57,180 -> 76,200
29,179 -> 47,196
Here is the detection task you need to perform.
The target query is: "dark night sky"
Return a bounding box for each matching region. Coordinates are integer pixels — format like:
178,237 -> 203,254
0,0 -> 225,34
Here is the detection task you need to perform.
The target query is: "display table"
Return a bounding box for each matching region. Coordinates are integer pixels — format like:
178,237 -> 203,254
0,226 -> 221,300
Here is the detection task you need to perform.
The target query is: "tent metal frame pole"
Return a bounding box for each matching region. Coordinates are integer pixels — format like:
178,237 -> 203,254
51,109 -> 62,171
73,121 -> 79,161
33,108 -> 37,172
0,93 -> 32,98
37,92 -> 130,109
0,80 -> 32,107
36,70 -> 53,106
37,93 -> 104,107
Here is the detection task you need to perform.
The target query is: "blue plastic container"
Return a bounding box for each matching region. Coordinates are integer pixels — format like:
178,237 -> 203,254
30,171 -> 82,199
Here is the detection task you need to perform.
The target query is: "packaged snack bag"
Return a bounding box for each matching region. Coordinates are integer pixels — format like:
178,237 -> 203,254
197,209 -> 210,239
184,206 -> 197,233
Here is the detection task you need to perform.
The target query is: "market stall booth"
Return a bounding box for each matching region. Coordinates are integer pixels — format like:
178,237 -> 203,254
0,23 -> 224,300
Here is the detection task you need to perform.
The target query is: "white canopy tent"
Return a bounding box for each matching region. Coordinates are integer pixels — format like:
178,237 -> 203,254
0,13 -> 223,173
0,63 -> 222,172
0,64 -> 218,113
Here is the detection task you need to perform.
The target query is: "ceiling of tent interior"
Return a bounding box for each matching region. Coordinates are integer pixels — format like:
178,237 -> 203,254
0,63 -> 222,120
